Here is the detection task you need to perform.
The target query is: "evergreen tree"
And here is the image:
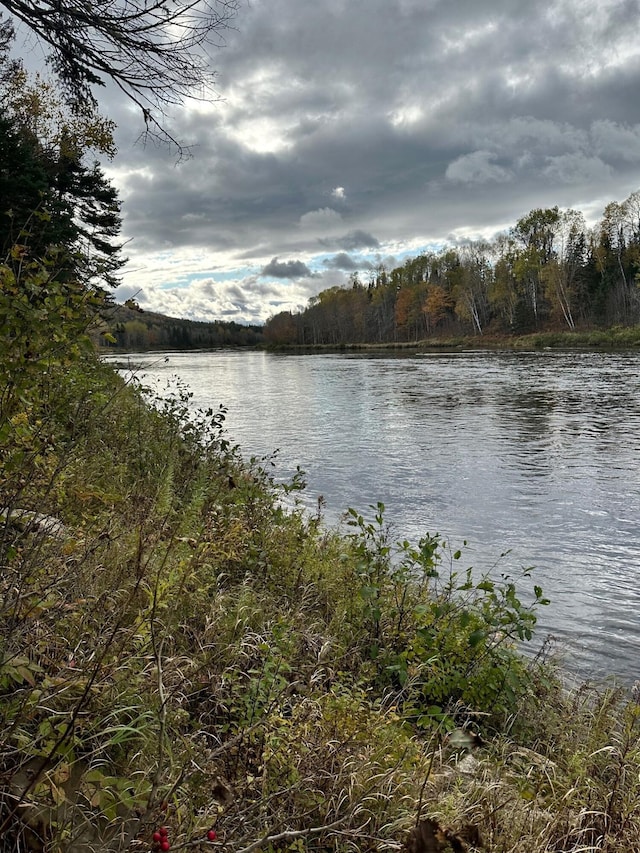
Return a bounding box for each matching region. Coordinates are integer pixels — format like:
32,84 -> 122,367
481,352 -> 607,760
0,62 -> 125,289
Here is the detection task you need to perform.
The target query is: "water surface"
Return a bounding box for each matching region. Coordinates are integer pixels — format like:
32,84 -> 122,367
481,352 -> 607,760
111,349 -> 640,682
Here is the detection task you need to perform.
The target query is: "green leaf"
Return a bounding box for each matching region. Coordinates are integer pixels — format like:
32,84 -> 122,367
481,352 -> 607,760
468,629 -> 486,647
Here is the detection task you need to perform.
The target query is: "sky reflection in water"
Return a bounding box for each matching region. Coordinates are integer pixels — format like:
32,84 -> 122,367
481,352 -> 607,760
114,349 -> 640,683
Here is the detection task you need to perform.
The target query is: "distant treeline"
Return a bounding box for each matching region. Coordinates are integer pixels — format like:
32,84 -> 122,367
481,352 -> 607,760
96,301 -> 264,350
265,191 -> 640,346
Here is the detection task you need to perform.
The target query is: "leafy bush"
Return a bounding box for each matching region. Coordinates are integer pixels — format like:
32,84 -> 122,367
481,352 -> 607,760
342,503 -> 548,728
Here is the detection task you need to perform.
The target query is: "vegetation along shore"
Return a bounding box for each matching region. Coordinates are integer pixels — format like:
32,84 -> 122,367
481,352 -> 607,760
4,270 -> 640,851
3,293 -> 640,851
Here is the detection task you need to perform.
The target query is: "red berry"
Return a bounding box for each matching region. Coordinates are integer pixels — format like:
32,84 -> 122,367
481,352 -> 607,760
152,831 -> 162,842
160,842 -> 170,851
159,828 -> 168,837
207,829 -> 217,841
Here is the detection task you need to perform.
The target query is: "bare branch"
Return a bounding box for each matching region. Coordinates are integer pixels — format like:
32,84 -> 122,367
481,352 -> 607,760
234,817 -> 356,853
1,0 -> 239,146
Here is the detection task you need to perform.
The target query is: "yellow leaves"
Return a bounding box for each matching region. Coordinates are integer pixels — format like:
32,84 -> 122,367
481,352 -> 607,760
10,410 -> 29,428
423,283 -> 454,327
9,244 -> 28,263
50,764 -> 72,806
76,115 -> 118,159
0,263 -> 16,291
52,763 -> 72,785
3,64 -> 117,158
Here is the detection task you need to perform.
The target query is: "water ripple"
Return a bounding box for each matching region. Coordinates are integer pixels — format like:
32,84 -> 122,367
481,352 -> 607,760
112,349 -> 640,683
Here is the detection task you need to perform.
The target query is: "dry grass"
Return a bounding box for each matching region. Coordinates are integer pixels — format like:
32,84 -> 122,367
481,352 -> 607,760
1,359 -> 639,853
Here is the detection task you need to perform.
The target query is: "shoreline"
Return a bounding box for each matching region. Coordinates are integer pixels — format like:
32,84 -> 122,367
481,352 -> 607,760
264,325 -> 640,354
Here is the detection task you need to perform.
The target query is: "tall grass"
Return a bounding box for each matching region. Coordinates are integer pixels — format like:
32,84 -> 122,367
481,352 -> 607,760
1,348 -> 638,852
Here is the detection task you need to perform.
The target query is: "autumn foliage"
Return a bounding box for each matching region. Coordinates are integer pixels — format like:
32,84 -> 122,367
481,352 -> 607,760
265,197 -> 640,346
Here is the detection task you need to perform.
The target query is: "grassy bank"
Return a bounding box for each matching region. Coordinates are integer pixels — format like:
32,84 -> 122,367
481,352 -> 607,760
422,325 -> 640,351
1,352 -> 639,852
265,325 -> 640,354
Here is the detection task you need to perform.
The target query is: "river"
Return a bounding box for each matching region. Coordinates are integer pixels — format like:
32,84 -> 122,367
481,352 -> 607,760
109,348 -> 640,684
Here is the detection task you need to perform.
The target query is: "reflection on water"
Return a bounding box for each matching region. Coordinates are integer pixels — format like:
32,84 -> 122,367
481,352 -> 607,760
111,349 -> 640,683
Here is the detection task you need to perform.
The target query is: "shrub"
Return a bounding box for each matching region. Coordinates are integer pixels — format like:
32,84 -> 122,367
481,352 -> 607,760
342,503 -> 549,729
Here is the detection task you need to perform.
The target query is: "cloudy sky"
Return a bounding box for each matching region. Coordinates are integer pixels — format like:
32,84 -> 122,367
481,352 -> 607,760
63,1 -> 640,323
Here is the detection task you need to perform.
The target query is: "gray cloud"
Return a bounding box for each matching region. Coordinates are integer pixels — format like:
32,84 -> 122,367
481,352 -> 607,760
261,257 -> 313,279
591,120 -> 640,164
445,151 -> 513,184
323,253 -> 365,271
334,231 -> 381,251
84,0 -> 640,322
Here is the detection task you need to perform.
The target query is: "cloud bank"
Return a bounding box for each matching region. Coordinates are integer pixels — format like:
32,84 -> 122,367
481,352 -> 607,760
102,0 -> 640,323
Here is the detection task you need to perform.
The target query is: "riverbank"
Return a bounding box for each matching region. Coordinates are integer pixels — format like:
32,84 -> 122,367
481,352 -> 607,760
1,353 -> 639,852
265,324 -> 640,354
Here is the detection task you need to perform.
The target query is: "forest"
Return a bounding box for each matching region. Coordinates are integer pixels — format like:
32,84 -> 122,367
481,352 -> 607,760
264,197 -> 640,346
96,302 -> 264,350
